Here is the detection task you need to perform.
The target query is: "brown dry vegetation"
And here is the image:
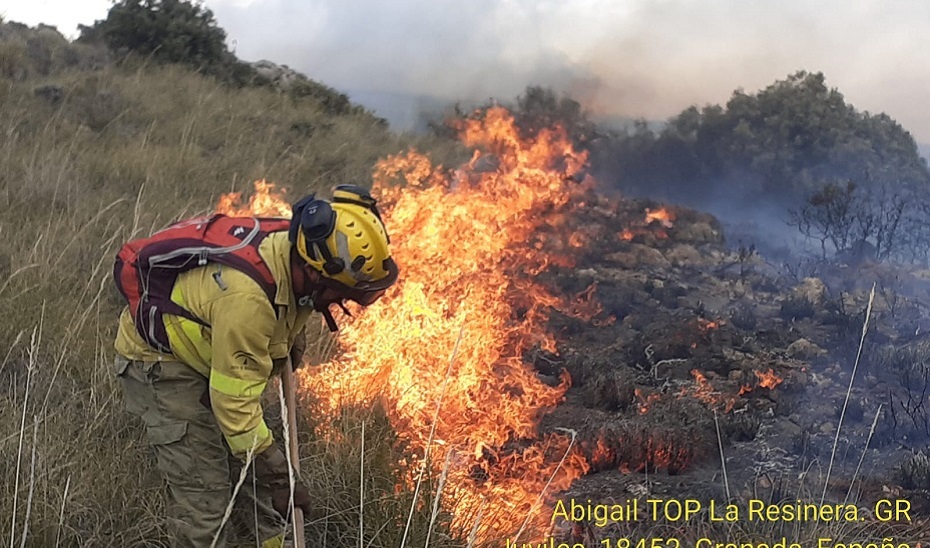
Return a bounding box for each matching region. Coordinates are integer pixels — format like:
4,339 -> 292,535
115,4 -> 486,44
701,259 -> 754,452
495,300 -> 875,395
2,20 -> 928,548
0,22 -> 464,547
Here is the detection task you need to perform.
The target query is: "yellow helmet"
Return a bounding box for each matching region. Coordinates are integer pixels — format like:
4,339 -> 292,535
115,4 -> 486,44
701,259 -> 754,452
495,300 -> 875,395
289,185 -> 398,303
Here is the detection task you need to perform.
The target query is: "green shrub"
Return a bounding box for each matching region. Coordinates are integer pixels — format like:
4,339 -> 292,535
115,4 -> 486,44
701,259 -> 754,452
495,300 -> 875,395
81,0 -> 235,78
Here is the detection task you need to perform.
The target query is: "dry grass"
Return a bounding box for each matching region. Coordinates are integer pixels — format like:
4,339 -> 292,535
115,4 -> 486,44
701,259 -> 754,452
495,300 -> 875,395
2,23 -> 919,548
0,28 -> 460,545
289,401 -> 461,548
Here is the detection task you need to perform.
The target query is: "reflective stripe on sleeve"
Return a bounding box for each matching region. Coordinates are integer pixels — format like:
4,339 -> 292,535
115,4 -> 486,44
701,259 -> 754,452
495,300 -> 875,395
209,369 -> 267,398
225,420 -> 272,456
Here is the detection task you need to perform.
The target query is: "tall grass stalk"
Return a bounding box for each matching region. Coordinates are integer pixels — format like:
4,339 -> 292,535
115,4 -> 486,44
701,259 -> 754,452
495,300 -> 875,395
0,331 -> 24,371
424,450 -> 454,548
49,198 -> 127,270
55,475 -> 71,547
465,499 -> 486,548
277,376 -> 299,542
400,324 -> 465,548
41,230 -> 121,415
359,419 -> 365,548
844,404 -> 883,505
511,427 -> 578,545
0,264 -> 40,297
130,180 -> 146,238
252,458 -> 259,548
10,326 -> 38,548
714,409 -> 731,500
822,283 -> 875,504
18,419 -> 39,548
210,448 -> 256,548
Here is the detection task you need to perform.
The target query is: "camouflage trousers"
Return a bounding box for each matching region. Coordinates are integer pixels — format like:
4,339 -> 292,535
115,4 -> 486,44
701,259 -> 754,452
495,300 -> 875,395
114,356 -> 286,548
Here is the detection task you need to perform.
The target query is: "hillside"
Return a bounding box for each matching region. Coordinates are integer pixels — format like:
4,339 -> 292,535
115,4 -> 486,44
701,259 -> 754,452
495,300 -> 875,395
0,20 -> 464,546
3,16 -> 930,548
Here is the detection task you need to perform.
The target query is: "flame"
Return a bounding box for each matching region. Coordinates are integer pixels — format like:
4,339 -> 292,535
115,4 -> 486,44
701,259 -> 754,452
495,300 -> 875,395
687,369 -> 718,407
681,369 -> 737,413
698,318 -> 723,331
618,207 -> 676,241
295,106 -> 603,541
569,232 -> 586,248
678,365 -> 784,414
635,388 -> 662,414
754,368 -> 784,389
586,425 -> 697,475
213,109 -> 784,543
214,111 -> 604,540
216,179 -> 291,217
644,207 -> 676,228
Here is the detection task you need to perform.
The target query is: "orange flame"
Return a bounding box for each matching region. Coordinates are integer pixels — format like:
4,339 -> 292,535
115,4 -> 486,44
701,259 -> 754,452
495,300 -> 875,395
618,207 -> 676,241
681,369 -> 744,413
297,107 -> 600,540
212,110 -> 722,542
687,369 -> 718,407
698,318 -> 723,331
569,232 -> 585,248
644,207 -> 676,228
676,364 -> 784,414
216,179 -> 291,217
635,388 -> 662,414
754,368 -> 784,389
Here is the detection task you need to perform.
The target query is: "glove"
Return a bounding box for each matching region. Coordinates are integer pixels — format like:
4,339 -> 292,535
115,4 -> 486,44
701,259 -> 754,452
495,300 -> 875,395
272,482 -> 312,516
254,444 -> 290,487
254,444 -> 313,515
289,327 -> 307,370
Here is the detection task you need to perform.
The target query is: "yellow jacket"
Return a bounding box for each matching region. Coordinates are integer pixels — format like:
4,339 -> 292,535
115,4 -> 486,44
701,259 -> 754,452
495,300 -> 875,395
115,231 -> 312,458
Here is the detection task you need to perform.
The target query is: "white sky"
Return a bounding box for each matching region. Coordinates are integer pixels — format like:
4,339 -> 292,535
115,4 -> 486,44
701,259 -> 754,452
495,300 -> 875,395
4,0 -> 930,144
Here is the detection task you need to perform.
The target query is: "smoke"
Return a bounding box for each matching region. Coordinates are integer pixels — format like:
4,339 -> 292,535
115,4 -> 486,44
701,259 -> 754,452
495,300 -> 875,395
1,0 -> 112,37
209,0 -> 930,141
205,0 -> 930,259
3,1 -> 929,139
213,1 -> 572,98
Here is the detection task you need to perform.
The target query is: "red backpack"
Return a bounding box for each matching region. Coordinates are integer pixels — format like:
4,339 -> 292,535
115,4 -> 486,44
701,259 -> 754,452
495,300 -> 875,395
113,214 -> 292,353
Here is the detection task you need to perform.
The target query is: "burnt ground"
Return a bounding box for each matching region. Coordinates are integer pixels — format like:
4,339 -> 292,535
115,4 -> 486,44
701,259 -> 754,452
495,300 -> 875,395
528,192 -> 930,542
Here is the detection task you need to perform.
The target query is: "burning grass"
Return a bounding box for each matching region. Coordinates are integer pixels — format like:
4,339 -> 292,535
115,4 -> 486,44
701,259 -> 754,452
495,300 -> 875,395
215,108 -> 815,545
228,107 -> 607,541
206,113 -> 930,546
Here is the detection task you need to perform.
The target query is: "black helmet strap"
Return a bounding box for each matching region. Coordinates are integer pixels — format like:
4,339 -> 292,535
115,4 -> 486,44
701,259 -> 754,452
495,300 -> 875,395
310,286 -> 353,332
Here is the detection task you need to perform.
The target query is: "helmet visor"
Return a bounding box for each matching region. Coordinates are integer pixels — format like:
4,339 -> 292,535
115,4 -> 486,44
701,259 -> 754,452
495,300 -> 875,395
316,257 -> 398,307
312,282 -> 385,309
347,287 -> 386,306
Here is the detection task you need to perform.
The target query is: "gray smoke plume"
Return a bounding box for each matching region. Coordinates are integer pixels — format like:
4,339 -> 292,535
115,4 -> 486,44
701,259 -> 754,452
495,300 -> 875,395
210,0 -> 930,141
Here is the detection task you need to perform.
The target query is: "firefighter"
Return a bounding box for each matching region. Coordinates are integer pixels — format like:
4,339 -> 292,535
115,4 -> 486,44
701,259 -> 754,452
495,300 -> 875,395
112,185 -> 398,547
